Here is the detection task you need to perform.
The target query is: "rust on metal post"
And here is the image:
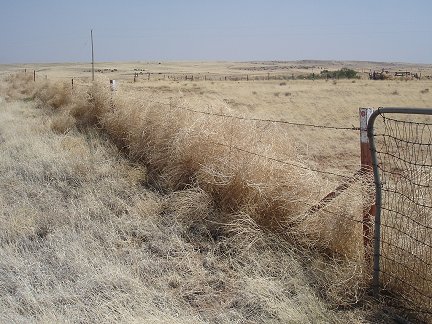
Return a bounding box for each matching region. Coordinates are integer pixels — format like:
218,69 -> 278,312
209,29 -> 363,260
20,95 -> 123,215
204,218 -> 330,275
360,108 -> 375,261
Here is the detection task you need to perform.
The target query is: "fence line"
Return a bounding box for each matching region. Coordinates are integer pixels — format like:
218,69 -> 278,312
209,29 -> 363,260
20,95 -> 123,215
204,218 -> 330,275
23,73 -> 432,321
208,140 -> 356,179
143,99 -> 361,131
141,100 -> 365,179
140,97 -> 374,225
172,105 -> 361,131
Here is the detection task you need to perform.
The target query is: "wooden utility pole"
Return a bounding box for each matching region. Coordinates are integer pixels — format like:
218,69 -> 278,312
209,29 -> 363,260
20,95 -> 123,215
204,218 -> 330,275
91,29 -> 95,81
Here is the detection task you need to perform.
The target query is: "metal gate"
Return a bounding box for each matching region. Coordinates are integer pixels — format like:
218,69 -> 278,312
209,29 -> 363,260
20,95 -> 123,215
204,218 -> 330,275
367,107 -> 432,322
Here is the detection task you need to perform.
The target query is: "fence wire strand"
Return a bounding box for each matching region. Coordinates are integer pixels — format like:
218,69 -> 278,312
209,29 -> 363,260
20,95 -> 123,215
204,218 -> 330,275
173,104 -> 361,131
148,101 -> 365,180
209,141 -> 354,179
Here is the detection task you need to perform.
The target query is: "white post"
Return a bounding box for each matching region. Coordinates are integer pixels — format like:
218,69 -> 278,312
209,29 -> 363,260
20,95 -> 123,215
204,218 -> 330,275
110,79 -> 116,92
360,108 -> 374,145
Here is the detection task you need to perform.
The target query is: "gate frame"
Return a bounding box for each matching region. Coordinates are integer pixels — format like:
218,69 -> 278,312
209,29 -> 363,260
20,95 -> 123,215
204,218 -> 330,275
366,107 -> 432,298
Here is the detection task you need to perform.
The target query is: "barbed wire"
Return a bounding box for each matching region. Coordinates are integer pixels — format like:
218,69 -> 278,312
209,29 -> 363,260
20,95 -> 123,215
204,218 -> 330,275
209,141 -> 356,179
142,100 -> 366,179
172,105 -> 361,131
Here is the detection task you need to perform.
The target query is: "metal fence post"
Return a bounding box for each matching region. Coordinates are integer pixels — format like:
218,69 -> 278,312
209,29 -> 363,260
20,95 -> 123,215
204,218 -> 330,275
359,108 -> 375,261
366,108 -> 382,298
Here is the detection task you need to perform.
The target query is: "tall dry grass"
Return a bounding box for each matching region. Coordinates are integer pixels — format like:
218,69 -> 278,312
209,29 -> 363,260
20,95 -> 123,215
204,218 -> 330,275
61,77 -> 372,255
6,73 -> 411,320
3,74 -> 373,252
0,95 -> 389,323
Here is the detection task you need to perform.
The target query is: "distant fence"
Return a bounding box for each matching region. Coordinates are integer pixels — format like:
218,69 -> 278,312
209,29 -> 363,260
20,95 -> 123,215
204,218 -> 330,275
368,108 -> 432,323
132,72 -> 298,82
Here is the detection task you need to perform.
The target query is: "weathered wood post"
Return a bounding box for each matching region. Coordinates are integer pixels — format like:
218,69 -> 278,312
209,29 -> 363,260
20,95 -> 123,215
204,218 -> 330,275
33,70 -> 36,82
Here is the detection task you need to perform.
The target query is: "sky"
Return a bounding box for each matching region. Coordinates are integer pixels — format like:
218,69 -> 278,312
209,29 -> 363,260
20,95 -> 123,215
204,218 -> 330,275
1,0 -> 431,64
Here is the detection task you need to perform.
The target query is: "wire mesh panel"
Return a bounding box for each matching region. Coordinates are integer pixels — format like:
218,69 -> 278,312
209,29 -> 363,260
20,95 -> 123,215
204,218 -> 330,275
368,108 -> 432,322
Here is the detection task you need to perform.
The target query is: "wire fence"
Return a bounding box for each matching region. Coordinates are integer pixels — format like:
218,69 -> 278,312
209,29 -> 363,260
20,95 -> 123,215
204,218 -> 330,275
199,101 -> 432,321
368,108 -> 432,323
172,105 -> 361,131
106,80 -> 432,320
17,73 -> 432,321
51,78 -> 432,321
172,101 -> 432,321
142,99 -> 364,182
22,72 -> 432,320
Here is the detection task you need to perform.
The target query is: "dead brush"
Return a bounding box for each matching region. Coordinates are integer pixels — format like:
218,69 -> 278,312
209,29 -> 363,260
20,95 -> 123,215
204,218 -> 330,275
1,73 -> 376,308
307,255 -> 368,307
222,212 -> 266,251
1,73 -> 371,252
33,80 -> 72,109
298,176 -> 373,259
163,188 -> 214,226
2,73 -> 35,100
50,112 -> 76,134
192,119 -> 322,241
68,88 -> 99,127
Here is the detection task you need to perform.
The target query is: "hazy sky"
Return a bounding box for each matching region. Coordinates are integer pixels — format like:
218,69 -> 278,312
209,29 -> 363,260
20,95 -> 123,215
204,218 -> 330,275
1,0 -> 431,64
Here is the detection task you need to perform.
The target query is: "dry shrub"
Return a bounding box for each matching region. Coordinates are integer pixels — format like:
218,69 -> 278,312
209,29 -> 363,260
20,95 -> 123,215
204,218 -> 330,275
222,212 -> 265,250
1,73 -> 376,309
299,177 -> 373,259
308,256 -> 368,307
164,188 -> 214,226
1,73 -> 371,256
2,73 -> 35,100
50,111 -> 76,134
69,89 -> 98,127
33,80 -> 72,109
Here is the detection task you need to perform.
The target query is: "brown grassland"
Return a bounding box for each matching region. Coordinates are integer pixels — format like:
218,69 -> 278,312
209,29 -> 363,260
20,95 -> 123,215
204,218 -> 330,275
0,61 -> 431,323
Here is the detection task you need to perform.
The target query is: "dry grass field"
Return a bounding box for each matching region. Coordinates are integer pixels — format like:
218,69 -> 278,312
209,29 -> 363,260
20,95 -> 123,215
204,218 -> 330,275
1,61 -> 431,323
